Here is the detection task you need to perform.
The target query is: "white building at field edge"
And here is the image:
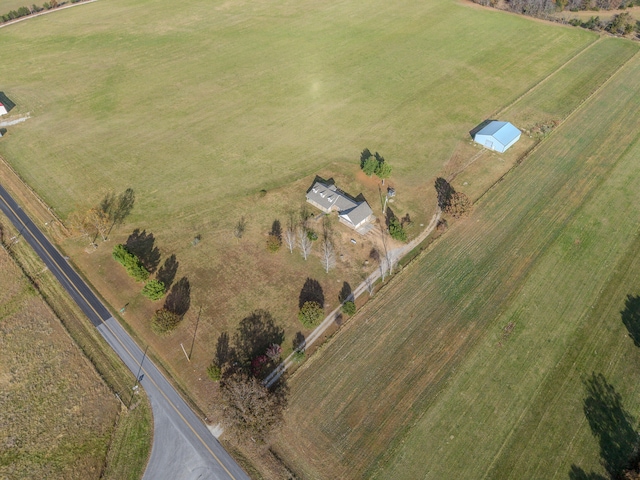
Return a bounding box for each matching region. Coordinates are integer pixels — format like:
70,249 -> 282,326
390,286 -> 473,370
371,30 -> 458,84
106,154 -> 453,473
474,121 -> 521,153
0,104 -> 7,116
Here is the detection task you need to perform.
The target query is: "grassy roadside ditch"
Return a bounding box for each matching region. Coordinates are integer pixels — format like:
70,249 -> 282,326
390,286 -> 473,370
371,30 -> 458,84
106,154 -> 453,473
0,216 -> 152,480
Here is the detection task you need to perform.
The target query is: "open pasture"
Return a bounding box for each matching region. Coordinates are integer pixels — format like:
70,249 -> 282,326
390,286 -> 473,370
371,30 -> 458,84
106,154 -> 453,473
273,44 -> 640,478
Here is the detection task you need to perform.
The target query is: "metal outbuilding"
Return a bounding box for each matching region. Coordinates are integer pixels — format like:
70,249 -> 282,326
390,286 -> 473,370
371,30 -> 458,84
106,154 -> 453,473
473,121 -> 521,153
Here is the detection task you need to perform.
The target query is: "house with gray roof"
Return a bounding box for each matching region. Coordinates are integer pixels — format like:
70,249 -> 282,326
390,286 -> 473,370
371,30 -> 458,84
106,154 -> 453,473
306,181 -> 374,231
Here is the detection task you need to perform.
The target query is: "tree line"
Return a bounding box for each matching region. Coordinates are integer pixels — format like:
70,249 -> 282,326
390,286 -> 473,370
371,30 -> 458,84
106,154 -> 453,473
0,0 -> 85,24
472,0 -> 640,36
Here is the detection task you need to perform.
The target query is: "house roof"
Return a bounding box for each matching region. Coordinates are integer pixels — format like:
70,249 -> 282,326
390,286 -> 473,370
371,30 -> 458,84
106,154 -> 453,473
339,201 -> 373,227
475,121 -> 520,147
306,182 -> 358,212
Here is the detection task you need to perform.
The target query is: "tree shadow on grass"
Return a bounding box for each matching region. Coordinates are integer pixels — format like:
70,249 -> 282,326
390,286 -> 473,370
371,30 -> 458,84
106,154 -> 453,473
435,177 -> 456,211
233,310 -> 284,367
568,466 -> 606,480
569,372 -> 639,479
621,295 -> 640,347
157,254 -> 179,291
215,332 -> 235,368
299,278 -> 324,309
338,281 -> 352,303
126,229 -> 161,273
164,277 -> 190,317
292,331 -> 306,351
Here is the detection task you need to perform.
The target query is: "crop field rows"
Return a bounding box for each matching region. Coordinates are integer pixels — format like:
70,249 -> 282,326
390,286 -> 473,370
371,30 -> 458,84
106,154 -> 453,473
273,41 -> 640,479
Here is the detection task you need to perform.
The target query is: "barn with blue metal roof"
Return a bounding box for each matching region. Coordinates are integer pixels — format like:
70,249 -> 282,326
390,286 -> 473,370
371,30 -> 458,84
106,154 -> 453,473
473,121 -> 521,153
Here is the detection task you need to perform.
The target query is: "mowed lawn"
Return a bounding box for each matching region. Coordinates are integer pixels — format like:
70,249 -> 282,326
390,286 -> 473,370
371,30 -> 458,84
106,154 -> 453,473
0,0 -> 599,422
273,45 -> 640,478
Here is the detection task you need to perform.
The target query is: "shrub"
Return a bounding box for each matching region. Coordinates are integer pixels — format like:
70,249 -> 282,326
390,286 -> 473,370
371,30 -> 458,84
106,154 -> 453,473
298,301 -> 323,328
389,217 -> 407,242
291,350 -> 305,363
306,229 -> 318,241
142,279 -> 165,300
112,244 -> 149,281
341,300 -> 356,316
266,234 -> 281,252
207,363 -> 222,381
151,308 -> 181,335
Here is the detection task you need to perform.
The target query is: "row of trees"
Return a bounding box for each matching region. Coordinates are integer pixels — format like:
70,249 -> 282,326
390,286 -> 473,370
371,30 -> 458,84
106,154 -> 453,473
569,12 -> 639,34
0,0 -> 71,24
112,244 -> 150,282
474,0 -> 640,32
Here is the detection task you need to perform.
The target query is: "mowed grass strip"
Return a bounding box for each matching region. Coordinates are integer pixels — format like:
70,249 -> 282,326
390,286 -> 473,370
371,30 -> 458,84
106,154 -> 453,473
502,37 -> 640,126
272,45 -> 640,479
377,54 -> 640,480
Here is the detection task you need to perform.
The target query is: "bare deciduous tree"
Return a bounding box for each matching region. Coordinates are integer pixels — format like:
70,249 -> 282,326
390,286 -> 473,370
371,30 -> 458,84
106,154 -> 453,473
68,211 -> 97,246
86,207 -> 110,242
218,370 -> 287,443
365,276 -> 375,296
321,239 -> 335,273
284,227 -> 296,253
298,229 -> 312,260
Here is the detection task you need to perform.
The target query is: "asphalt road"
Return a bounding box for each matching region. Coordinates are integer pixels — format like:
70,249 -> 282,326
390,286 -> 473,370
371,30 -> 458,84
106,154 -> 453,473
0,183 -> 249,480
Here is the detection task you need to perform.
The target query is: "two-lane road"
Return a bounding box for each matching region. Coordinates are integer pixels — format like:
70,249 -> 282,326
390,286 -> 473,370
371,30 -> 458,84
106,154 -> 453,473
0,183 -> 249,480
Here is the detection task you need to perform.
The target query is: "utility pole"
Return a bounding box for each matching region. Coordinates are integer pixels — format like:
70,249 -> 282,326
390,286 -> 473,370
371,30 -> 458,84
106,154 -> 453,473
129,345 -> 148,407
6,224 -> 24,252
188,306 -> 202,360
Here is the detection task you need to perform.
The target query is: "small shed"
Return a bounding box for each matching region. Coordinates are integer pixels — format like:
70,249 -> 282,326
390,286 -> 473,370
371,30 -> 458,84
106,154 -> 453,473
474,121 -> 521,153
0,103 -> 7,116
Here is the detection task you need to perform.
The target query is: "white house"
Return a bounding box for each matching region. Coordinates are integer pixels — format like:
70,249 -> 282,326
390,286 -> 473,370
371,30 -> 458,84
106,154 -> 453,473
474,121 -> 521,153
306,181 -> 374,231
0,103 -> 7,116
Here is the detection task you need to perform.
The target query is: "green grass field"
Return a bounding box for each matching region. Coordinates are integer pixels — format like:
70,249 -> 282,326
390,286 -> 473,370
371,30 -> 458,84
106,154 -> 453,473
0,0 -> 600,430
2,0 -> 634,476
273,43 -> 640,479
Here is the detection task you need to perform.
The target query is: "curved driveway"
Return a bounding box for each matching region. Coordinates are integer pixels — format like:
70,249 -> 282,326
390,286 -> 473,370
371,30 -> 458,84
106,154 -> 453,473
0,183 -> 249,480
